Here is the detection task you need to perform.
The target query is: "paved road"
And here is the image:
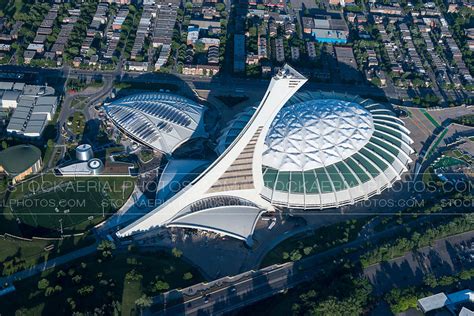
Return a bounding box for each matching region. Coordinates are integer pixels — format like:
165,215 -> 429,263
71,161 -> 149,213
146,207 -> 472,315
0,65 -> 415,103
365,230 -> 474,294
0,243 -> 98,286
47,75 -> 114,167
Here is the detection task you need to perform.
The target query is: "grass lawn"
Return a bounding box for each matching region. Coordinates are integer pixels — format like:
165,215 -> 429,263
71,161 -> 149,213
422,166 -> 436,184
420,109 -> 441,128
138,149 -> 154,163
433,156 -> 468,169
6,174 -> 135,233
42,144 -> 55,166
426,127 -> 449,159
447,149 -> 472,163
0,233 -> 95,277
260,218 -> 369,268
68,111 -> 86,136
0,250 -> 203,315
121,279 -> 142,316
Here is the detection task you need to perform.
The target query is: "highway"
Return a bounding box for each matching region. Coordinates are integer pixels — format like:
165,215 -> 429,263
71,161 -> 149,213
147,204 -> 473,316
0,65 -> 408,102
149,258 -> 316,316
1,64 -> 472,106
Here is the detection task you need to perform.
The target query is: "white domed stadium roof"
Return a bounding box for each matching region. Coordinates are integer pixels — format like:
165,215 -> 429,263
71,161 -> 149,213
260,92 -> 414,209
263,99 -> 374,172
217,91 -> 414,210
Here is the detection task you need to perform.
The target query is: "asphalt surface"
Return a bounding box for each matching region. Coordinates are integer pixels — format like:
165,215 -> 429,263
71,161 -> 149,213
147,205 -> 472,316
0,65 -> 419,103
365,230 -> 474,294
0,243 -> 98,286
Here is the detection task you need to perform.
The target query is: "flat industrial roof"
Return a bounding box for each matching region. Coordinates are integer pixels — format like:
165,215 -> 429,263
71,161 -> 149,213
418,293 -> 449,312
2,90 -> 20,101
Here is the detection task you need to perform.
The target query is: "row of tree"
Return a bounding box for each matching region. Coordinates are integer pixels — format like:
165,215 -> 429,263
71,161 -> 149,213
385,267 -> 474,314
360,212 -> 474,267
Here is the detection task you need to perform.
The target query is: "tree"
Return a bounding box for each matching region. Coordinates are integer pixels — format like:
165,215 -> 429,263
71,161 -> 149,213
126,269 -> 143,281
183,272 -> 193,280
45,286 -> 55,297
1,141 -> 7,149
423,273 -> 438,288
77,285 -> 94,296
97,240 -> 116,258
194,41 -> 205,53
152,280 -> 170,292
290,250 -> 302,261
38,278 -> 49,290
172,248 -> 183,258
135,294 -> 153,316
303,247 -> 313,256
215,3 -> 225,11
72,275 -> 82,284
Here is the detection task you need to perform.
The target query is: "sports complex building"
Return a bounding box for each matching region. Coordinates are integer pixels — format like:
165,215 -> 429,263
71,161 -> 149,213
115,65 -> 413,245
217,92 -> 414,209
103,93 -> 206,155
0,144 -> 42,184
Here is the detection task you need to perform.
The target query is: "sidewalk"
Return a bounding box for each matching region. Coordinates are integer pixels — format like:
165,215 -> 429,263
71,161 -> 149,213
0,243 -> 98,286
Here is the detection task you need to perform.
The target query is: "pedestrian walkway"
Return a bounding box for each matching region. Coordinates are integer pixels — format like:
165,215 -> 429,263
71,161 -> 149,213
0,243 -> 98,286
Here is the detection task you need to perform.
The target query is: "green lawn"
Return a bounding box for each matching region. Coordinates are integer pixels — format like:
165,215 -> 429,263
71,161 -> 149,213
6,174 -> 135,233
68,112 -> 86,136
420,109 -> 441,128
0,250 -> 203,315
121,279 -> 142,316
138,150 -> 154,163
448,149 -> 472,163
260,218 -> 369,268
426,127 -> 449,159
433,156 -> 468,169
422,166 -> 436,185
0,234 -> 95,277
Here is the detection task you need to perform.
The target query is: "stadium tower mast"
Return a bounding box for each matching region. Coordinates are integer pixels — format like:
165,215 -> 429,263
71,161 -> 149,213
117,64 -> 308,239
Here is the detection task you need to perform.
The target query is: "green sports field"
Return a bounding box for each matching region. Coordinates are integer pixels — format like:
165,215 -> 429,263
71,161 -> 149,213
6,175 -> 135,232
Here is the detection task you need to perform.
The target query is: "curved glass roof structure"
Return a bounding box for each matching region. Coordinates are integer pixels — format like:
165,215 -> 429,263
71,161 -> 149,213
215,106 -> 256,155
104,93 -> 206,154
218,91 -> 414,209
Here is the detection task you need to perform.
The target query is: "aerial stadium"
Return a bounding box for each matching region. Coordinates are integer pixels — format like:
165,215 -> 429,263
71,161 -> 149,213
216,92 -> 414,209
103,93 -> 207,155
116,65 -> 413,245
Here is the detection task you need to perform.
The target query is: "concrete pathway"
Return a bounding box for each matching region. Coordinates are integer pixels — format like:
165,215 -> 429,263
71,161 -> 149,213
0,243 -> 98,286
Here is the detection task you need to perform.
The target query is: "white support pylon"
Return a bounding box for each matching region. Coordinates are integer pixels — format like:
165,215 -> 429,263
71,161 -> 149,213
117,64 -> 308,238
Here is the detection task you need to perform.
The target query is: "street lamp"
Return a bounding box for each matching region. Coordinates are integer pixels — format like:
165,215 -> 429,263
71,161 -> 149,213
59,218 -> 63,236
